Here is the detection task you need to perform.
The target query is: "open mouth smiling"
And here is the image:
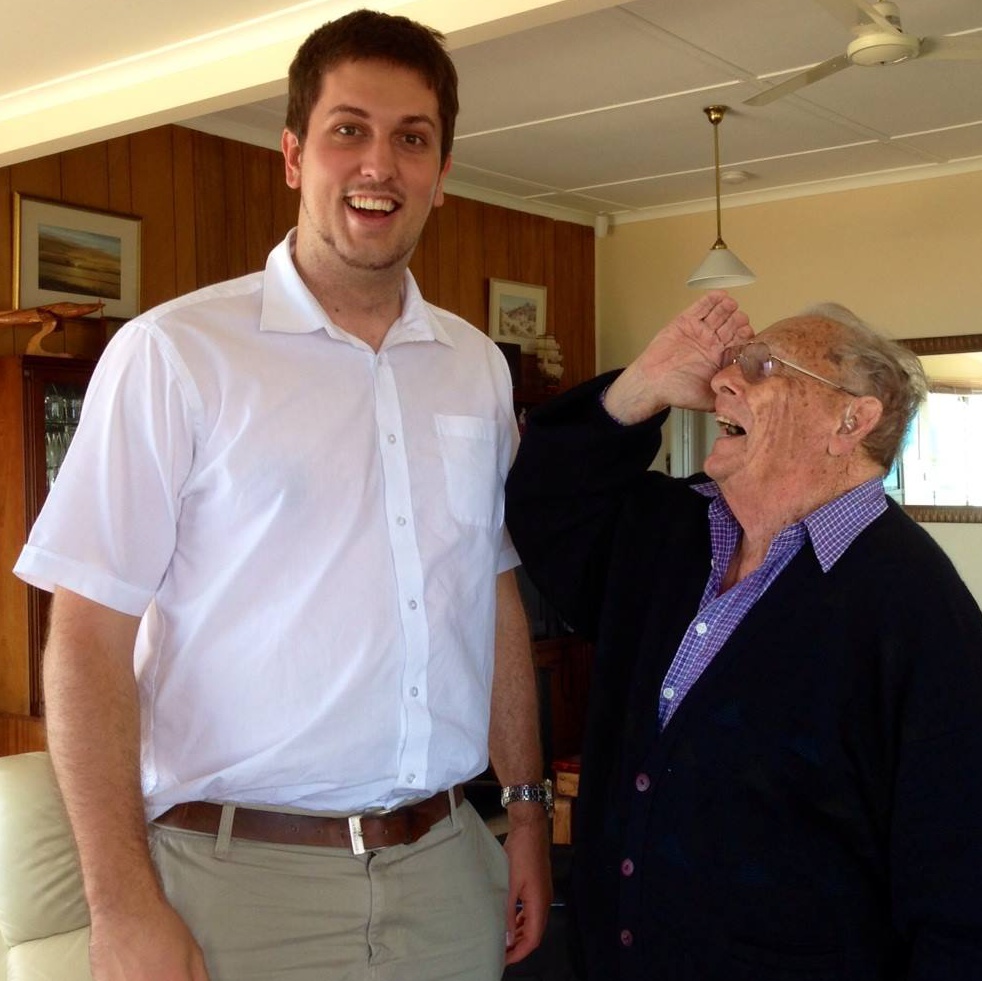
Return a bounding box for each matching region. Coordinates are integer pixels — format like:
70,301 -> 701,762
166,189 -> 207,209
346,195 -> 399,214
717,415 -> 747,437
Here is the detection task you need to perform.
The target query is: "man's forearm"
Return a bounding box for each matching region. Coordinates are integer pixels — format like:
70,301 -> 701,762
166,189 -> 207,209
45,589 -> 211,979
44,588 -> 163,915
489,571 -> 543,790
490,569 -> 552,965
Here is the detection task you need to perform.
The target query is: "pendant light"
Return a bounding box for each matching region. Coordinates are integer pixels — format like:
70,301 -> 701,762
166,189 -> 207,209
686,105 -> 756,289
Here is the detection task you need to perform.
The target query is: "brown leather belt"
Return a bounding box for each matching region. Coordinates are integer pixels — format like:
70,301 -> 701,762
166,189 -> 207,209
155,786 -> 464,854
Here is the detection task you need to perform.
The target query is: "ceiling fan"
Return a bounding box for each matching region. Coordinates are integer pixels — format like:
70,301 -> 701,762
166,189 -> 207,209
745,0 -> 982,107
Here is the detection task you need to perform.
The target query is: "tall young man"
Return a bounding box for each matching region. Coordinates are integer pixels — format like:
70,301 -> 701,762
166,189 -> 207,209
17,11 -> 551,980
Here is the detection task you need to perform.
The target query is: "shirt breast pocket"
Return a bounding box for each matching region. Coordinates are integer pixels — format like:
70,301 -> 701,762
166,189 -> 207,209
435,414 -> 503,529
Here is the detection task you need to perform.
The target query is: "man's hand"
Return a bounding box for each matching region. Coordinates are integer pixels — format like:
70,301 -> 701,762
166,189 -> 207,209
89,898 -> 210,980
603,290 -> 753,424
502,804 -> 553,965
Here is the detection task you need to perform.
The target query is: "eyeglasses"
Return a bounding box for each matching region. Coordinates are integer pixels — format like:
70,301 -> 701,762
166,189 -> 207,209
720,341 -> 860,396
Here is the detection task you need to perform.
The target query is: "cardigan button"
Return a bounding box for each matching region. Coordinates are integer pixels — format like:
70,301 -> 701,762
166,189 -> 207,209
620,929 -> 634,947
635,772 -> 651,792
620,858 -> 635,877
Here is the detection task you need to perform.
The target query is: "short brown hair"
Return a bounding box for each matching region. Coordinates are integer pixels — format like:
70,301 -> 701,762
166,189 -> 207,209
286,9 -> 459,163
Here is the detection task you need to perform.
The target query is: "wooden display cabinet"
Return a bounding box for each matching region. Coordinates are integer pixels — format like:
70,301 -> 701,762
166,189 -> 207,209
0,355 -> 96,720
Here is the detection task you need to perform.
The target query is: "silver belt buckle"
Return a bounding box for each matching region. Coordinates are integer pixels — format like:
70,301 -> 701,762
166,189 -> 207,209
348,814 -> 366,855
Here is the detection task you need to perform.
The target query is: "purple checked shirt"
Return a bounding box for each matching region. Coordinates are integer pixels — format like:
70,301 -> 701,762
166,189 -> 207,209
657,477 -> 888,728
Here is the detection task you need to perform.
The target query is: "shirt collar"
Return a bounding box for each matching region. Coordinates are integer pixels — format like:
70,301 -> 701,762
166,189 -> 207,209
693,476 -> 887,572
801,477 -> 886,571
258,230 -> 453,350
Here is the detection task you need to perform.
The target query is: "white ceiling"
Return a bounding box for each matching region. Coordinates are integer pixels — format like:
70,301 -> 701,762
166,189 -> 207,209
4,0 -> 982,228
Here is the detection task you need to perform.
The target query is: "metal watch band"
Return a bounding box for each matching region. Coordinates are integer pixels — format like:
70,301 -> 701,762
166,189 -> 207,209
500,779 -> 554,815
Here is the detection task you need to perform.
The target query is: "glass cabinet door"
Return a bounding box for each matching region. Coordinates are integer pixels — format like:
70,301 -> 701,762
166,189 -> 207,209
23,357 -> 96,522
22,356 -> 96,715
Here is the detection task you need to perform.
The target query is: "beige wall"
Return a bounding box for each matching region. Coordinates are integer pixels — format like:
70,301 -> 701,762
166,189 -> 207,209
596,168 -> 982,601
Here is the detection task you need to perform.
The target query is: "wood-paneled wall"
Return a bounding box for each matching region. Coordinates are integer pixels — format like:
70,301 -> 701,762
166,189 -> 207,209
0,712 -> 44,756
0,359 -> 28,719
0,124 -> 596,753
1,125 -> 595,382
410,195 -> 595,393
0,127 -> 299,329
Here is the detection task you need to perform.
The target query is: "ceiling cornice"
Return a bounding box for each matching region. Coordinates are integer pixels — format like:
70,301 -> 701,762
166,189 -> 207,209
612,154 -> 982,227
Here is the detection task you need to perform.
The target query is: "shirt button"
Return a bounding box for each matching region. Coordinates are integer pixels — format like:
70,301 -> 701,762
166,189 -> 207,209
620,929 -> 633,947
695,622 -> 708,635
408,599 -> 418,611
662,686 -> 675,701
635,773 -> 651,792
620,858 -> 634,877
387,434 -> 397,444
396,516 -> 407,526
410,686 -> 419,697
407,773 -> 416,784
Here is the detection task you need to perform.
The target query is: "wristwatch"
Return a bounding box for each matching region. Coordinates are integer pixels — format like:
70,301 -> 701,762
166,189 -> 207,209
500,779 -> 554,816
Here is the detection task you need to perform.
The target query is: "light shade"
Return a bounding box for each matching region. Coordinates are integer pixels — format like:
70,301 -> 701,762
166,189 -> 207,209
687,105 -> 756,289
686,239 -> 756,289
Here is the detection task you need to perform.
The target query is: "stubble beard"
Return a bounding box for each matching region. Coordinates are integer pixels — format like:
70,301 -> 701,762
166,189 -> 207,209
327,231 -> 415,273
303,196 -> 418,274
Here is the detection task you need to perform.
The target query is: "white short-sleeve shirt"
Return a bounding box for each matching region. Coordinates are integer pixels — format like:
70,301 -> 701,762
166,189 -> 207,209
15,231 -> 520,817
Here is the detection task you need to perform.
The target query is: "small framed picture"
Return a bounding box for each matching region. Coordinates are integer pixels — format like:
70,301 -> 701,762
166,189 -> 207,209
488,278 -> 547,352
13,193 -> 142,319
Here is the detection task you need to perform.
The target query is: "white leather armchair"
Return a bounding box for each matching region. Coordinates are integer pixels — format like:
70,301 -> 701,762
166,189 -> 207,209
0,751 -> 92,981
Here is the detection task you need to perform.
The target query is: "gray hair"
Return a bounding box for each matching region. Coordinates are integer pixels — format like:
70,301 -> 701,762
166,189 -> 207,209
802,303 -> 927,469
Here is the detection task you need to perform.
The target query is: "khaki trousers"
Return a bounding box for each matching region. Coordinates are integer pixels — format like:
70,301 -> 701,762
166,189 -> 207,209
150,796 -> 509,981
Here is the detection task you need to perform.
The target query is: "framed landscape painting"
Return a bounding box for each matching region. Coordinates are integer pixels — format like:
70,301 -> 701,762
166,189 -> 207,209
489,278 -> 547,352
13,194 -> 141,319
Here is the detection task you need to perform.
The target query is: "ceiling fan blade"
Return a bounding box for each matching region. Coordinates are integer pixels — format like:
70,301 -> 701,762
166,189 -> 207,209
812,0 -> 899,33
919,34 -> 982,60
744,55 -> 851,107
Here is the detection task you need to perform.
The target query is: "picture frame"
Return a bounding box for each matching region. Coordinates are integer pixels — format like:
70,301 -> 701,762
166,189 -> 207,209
488,278 -> 547,352
13,193 -> 141,319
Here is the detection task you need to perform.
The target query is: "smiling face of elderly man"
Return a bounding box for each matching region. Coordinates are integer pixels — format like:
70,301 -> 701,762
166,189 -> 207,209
704,315 -> 888,532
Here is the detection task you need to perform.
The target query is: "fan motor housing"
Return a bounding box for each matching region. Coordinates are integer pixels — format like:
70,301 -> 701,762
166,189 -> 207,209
847,31 -> 919,66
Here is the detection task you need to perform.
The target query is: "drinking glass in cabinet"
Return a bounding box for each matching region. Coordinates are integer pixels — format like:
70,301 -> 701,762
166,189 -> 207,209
42,383 -> 87,490
45,393 -> 66,423
45,431 -> 69,488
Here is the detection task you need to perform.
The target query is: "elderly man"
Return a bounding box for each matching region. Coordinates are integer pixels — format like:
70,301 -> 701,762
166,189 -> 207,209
506,292 -> 982,980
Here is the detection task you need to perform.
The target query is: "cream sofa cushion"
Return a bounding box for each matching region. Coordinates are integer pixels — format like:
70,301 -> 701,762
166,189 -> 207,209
6,928 -> 92,981
0,752 -> 90,950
